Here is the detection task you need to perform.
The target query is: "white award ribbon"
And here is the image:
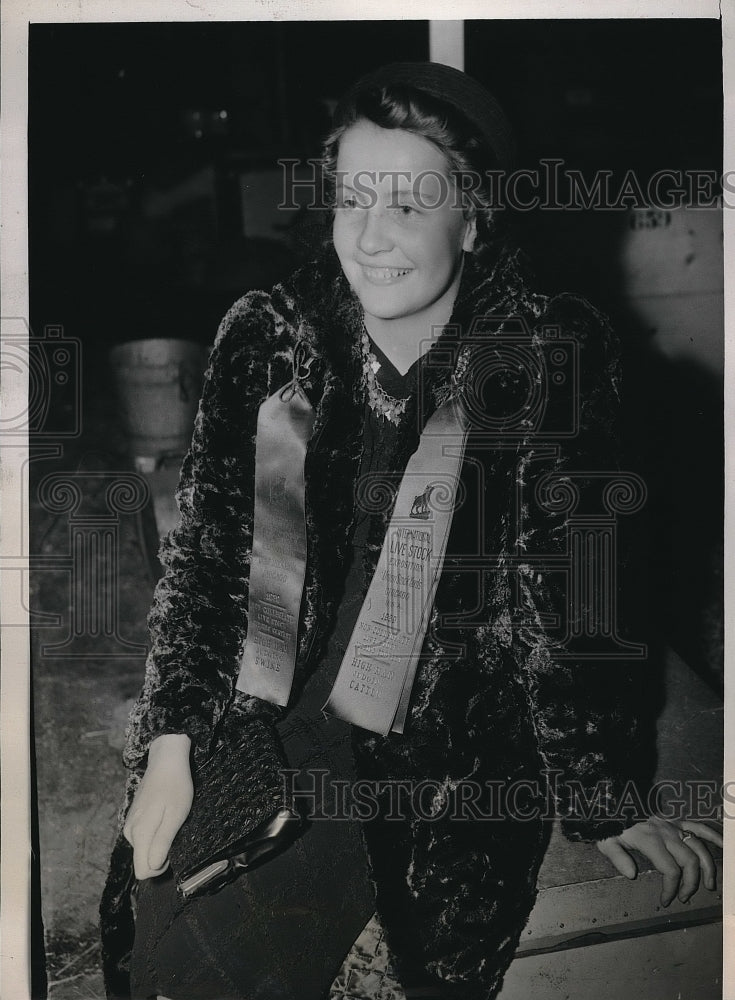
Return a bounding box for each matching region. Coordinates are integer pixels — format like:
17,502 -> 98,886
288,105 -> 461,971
235,346 -> 315,706
322,398 -> 469,735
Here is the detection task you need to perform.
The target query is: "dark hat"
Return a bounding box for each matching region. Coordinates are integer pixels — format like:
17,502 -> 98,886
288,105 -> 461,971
334,61 -> 516,171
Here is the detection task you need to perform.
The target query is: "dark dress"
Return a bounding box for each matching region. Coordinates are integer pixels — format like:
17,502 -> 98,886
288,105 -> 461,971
129,343 -> 419,1000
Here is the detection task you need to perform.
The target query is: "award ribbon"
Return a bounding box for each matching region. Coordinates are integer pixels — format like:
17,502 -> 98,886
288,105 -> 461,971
322,399 -> 469,735
235,344 -> 315,705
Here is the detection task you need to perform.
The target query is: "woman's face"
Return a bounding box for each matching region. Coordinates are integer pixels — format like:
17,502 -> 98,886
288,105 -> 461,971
332,120 -> 476,327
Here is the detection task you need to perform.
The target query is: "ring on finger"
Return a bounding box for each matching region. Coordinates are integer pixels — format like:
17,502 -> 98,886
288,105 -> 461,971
680,830 -> 694,842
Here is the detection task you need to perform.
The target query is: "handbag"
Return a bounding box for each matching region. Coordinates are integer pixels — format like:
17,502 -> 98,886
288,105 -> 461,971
167,709 -> 303,898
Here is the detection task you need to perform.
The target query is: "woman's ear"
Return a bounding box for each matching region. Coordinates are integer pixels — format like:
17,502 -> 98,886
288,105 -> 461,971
462,213 -> 478,254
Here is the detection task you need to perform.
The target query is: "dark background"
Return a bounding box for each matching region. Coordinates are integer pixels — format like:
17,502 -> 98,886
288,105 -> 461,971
29,19 -> 722,340
26,18 -> 723,997
28,17 -> 724,684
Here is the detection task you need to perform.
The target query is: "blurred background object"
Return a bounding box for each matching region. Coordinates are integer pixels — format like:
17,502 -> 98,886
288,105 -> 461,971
27,18 -> 722,998
109,338 -> 208,473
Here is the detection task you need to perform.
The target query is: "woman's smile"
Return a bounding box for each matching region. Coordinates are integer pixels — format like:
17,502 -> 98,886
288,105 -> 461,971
332,120 -> 476,334
111,59 -> 716,1000
359,264 -> 415,284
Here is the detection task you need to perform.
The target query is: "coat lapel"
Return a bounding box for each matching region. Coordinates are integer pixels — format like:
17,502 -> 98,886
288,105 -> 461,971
277,245 -> 548,695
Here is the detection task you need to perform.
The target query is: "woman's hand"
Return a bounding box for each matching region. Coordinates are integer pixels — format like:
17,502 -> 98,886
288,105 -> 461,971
123,733 -> 194,880
596,816 -> 723,906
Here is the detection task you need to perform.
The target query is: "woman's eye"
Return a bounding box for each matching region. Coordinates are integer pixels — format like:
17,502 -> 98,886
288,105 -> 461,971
393,203 -> 418,217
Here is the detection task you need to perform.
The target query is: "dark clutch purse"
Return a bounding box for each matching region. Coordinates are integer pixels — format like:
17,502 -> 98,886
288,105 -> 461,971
168,711 -> 303,899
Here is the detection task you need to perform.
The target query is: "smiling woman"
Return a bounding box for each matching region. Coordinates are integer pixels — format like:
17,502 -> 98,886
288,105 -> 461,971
331,121 -> 475,373
100,61 -> 722,1000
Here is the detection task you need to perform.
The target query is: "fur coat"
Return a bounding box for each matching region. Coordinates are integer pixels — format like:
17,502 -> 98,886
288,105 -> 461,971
101,244 -> 654,999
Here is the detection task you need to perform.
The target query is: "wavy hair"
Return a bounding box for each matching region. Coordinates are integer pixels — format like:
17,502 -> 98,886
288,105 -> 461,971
321,81 -> 510,260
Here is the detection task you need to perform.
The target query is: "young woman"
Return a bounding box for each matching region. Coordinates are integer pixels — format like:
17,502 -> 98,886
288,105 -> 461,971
101,62 -> 722,1000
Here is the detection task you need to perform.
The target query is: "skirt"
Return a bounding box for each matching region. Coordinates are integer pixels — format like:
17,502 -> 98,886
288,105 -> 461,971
129,702 -> 378,1000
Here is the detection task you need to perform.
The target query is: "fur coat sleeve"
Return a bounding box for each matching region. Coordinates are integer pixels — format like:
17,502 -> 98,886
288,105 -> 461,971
123,250 -> 655,838
123,289 -> 298,773
511,291 -> 654,842
105,248 -> 657,999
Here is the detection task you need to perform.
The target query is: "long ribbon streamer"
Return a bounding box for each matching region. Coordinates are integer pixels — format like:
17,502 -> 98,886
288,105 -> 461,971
322,400 -> 468,735
235,350 -> 315,705
237,350 -> 469,735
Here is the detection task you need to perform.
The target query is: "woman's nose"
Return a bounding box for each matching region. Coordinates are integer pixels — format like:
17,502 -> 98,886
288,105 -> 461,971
356,209 -> 392,255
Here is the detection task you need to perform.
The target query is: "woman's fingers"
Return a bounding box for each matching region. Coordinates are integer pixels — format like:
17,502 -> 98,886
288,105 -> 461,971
597,818 -> 722,909
677,821 -> 722,892
126,801 -> 189,878
595,838 -> 638,879
617,825 -> 683,906
148,807 -> 186,872
122,741 -> 194,880
678,833 -> 717,892
127,807 -> 166,879
680,820 -> 723,849
660,835 -> 701,902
